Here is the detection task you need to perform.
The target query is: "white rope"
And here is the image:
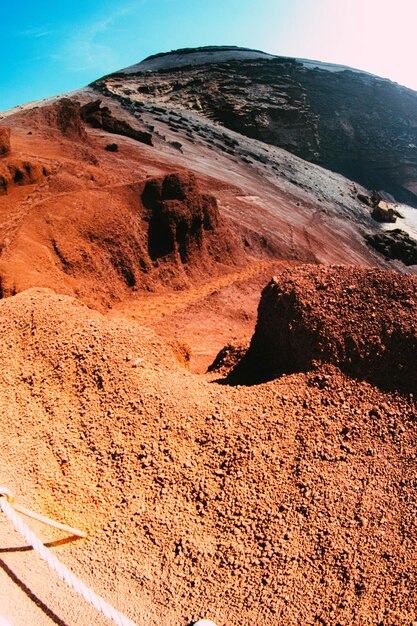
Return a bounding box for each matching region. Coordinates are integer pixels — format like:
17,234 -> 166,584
0,486 -> 86,538
0,495 -> 137,626
0,615 -> 13,626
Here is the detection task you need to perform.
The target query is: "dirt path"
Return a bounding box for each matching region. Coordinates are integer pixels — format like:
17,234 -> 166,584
111,259 -> 285,324
110,259 -> 290,372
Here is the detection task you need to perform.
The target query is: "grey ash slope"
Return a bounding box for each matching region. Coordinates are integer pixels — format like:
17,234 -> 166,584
121,45 -> 276,72
92,45 -> 417,206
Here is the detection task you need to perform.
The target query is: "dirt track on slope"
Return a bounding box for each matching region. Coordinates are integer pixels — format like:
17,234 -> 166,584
111,259 -> 291,372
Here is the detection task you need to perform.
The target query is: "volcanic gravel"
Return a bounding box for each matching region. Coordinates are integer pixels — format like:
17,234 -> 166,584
1,90 -> 417,626
0,287 -> 416,626
233,264 -> 417,394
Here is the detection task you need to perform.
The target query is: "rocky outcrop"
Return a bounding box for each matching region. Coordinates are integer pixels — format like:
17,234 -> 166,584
371,201 -> 398,223
54,98 -> 88,141
80,100 -> 153,146
142,171 -> 242,266
0,159 -> 47,195
0,127 -> 11,156
231,265 -> 417,393
365,229 -> 417,265
94,46 -> 417,204
356,191 -> 403,223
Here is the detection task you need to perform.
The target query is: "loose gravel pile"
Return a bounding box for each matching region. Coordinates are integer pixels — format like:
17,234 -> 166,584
0,282 -> 416,626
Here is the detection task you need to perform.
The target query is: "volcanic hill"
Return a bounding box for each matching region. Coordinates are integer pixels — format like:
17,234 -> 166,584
95,45 -> 417,206
0,46 -> 417,626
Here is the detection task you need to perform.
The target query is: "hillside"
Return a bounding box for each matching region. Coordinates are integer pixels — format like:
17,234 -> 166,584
0,46 -> 417,626
94,45 -> 417,206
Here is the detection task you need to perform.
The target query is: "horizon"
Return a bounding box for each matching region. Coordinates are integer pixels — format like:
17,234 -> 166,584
2,0 -> 417,111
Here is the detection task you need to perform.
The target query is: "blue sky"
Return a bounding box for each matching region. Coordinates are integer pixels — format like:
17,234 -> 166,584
1,0 -> 417,111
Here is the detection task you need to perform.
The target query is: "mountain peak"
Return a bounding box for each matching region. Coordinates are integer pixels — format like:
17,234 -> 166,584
118,45 -> 277,74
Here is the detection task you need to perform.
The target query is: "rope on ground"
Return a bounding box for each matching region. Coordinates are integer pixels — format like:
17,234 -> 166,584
0,486 -> 86,538
0,488 -> 137,626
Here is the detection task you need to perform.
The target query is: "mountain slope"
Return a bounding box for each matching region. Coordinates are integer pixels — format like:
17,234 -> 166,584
93,45 -> 417,205
0,83 -> 405,313
1,46 -> 417,626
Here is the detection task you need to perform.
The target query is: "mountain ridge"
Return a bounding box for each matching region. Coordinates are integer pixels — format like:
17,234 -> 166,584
113,45 -> 395,84
92,45 -> 417,206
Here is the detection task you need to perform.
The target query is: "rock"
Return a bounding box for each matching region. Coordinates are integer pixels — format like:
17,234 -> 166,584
357,192 -> 372,206
105,143 -> 118,152
365,229 -> 417,265
80,100 -> 153,146
230,265 -> 417,394
0,127 -> 11,156
371,201 -> 397,223
54,98 -> 88,141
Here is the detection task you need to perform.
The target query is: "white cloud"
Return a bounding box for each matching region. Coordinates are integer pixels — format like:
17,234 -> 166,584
20,26 -> 53,38
56,3 -> 142,74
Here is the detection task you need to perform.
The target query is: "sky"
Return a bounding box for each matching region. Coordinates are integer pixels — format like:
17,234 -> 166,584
1,0 -> 417,111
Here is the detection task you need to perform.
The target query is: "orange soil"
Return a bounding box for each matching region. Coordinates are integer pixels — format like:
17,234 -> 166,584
0,97 -> 416,626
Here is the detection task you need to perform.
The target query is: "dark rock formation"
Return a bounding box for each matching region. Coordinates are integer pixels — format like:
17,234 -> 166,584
357,192 -> 373,206
80,100 -> 153,146
54,98 -> 88,141
0,127 -> 11,156
142,171 -> 236,265
371,202 -> 397,223
94,46 -> 417,204
230,265 -> 417,393
365,229 -> 417,265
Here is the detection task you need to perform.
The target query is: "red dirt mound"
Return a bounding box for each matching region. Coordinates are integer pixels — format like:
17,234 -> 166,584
231,265 -> 417,392
0,126 -> 11,156
1,288 -> 417,626
0,170 -> 245,308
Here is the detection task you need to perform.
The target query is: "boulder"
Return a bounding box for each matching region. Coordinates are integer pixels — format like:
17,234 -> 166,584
371,201 -> 397,223
80,100 -> 153,146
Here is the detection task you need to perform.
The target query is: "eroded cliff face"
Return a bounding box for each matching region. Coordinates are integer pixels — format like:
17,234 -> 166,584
93,47 -> 417,204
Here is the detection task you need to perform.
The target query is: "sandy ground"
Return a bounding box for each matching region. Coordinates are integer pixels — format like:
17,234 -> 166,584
0,95 -> 416,626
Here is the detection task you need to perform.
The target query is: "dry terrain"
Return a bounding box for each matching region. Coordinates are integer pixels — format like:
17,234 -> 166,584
0,51 -> 417,626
